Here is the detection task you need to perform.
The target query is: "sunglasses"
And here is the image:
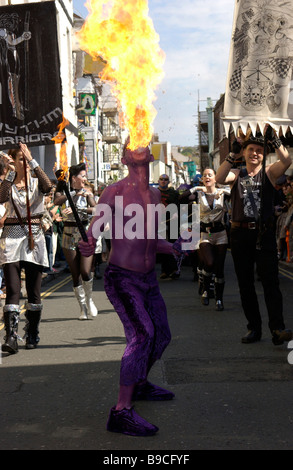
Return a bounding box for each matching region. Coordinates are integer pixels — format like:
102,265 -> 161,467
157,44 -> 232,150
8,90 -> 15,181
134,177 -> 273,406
159,178 -> 169,181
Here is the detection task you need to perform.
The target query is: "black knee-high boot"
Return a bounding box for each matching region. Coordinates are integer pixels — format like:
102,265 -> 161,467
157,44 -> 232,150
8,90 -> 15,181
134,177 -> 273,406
201,270 -> 213,306
24,303 -> 43,349
197,267 -> 204,295
209,274 -> 215,299
2,305 -> 20,354
215,277 -> 225,311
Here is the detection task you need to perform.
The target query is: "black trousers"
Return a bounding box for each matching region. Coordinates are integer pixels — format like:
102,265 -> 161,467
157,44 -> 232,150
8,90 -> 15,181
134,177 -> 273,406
230,227 -> 285,333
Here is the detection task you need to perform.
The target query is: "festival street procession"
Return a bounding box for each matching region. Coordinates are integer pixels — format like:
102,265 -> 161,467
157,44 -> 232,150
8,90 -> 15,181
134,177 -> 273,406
0,0 -> 293,454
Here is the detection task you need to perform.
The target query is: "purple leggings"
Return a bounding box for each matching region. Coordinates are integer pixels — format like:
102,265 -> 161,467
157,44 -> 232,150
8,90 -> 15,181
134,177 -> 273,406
104,264 -> 171,386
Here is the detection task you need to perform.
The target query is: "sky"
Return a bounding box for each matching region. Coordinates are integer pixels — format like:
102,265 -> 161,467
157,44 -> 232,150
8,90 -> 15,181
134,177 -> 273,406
73,0 -> 235,147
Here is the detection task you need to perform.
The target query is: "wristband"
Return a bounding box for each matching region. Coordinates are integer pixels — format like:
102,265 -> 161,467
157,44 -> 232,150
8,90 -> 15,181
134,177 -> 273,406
0,151 -> 9,159
271,138 -> 283,149
5,170 -> 16,182
28,159 -> 39,170
225,152 -> 236,164
189,186 -> 197,194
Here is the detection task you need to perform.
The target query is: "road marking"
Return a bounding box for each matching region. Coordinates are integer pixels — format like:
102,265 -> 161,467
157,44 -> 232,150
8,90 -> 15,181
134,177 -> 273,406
279,267 -> 293,281
41,275 -> 72,300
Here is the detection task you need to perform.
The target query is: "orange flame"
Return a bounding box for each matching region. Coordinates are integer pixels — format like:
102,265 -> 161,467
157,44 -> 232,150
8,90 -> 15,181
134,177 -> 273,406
77,0 -> 165,150
52,115 -> 69,180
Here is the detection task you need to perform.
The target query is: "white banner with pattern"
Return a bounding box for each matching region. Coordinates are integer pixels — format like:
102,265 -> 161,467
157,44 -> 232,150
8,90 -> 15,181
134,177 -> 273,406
222,0 -> 293,136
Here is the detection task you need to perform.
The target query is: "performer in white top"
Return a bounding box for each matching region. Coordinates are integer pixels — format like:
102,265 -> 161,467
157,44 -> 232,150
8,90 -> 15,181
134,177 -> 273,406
0,142 -> 52,354
189,168 -> 230,311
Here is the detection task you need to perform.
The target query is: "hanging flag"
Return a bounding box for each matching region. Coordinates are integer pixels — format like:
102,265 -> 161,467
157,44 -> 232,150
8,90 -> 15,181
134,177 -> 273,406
0,1 -> 63,149
222,0 -> 293,137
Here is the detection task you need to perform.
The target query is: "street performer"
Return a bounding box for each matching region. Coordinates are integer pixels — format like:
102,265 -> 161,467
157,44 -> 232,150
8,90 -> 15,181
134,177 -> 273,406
189,168 -> 230,311
216,128 -> 292,345
79,140 -> 181,437
0,142 -> 52,354
54,162 -> 97,320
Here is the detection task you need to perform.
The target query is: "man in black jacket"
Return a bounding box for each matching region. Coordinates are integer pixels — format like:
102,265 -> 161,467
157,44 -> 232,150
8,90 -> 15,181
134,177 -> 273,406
216,130 -> 292,346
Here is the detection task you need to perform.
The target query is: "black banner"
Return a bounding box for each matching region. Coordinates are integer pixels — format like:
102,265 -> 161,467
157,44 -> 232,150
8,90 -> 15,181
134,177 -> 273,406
0,1 -> 63,149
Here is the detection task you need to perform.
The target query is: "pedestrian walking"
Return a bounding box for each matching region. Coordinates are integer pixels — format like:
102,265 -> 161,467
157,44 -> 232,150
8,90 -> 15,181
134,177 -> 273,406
275,180 -> 290,261
157,174 -> 180,279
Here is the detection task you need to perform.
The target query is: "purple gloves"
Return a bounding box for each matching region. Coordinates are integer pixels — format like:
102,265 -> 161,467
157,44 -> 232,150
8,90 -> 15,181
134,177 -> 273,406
78,236 -> 96,257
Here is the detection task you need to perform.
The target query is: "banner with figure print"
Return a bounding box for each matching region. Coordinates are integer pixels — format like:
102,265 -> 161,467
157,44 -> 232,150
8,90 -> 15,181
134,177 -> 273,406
222,0 -> 293,137
0,1 -> 63,149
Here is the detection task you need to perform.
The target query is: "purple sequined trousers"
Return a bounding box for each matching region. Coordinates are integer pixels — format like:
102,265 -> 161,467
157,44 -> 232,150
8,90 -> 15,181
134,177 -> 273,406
104,264 -> 171,386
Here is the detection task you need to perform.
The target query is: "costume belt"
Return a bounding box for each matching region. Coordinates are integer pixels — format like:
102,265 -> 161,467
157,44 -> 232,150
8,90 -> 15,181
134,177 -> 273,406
200,221 -> 225,233
64,221 -> 88,227
5,215 -> 42,225
231,221 -> 258,230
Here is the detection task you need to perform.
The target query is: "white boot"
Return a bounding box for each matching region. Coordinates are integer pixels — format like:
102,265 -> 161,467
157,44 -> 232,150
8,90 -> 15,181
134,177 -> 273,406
73,285 -> 89,320
82,278 -> 98,317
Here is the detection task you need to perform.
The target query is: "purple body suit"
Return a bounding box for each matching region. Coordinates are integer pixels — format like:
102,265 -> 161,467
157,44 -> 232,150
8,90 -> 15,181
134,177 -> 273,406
104,263 -> 171,386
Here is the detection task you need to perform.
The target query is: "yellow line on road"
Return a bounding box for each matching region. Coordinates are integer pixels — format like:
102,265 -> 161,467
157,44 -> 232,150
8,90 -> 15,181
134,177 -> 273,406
279,267 -> 293,281
41,275 -> 72,300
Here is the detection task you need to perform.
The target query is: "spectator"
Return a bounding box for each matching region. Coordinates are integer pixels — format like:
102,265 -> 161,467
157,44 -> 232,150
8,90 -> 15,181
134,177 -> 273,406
157,174 -> 180,280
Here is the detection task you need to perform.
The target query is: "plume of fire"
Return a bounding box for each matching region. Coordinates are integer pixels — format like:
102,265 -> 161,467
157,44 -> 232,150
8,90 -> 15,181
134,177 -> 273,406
52,115 -> 69,180
77,0 -> 165,150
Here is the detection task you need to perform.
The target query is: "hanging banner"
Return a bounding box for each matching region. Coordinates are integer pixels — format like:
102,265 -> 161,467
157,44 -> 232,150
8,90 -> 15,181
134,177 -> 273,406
0,1 -> 63,149
222,0 -> 293,137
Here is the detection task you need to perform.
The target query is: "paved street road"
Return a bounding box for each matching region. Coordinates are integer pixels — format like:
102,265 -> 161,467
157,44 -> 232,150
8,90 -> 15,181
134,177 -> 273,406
0,252 -> 292,452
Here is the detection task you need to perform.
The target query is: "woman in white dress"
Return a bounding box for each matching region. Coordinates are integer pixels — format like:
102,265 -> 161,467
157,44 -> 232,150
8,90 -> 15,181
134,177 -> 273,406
0,142 -> 52,354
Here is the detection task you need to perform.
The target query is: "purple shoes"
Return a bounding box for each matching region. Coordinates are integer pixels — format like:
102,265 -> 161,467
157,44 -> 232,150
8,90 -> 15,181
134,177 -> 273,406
107,406 -> 159,436
106,382 -> 174,436
132,381 -> 175,401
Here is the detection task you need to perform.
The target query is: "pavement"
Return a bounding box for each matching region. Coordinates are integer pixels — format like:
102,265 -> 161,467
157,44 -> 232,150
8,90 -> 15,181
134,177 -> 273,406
0,252 -> 293,454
